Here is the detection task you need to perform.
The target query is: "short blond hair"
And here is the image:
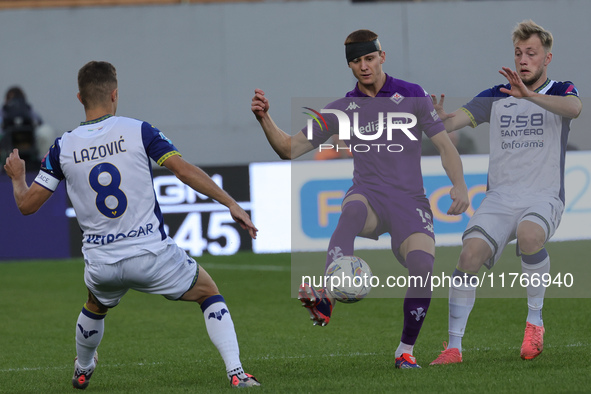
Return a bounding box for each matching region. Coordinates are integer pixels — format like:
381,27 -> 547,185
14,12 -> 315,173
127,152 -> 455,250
512,20 -> 553,53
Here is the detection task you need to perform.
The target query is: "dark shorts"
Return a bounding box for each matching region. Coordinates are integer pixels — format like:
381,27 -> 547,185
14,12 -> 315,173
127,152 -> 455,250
345,184 -> 435,261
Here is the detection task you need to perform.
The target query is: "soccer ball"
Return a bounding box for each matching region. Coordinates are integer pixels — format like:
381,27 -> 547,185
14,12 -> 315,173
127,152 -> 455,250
325,256 -> 372,303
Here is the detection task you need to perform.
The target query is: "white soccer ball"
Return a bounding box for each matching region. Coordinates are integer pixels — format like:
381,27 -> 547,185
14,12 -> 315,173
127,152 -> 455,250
325,256 -> 372,303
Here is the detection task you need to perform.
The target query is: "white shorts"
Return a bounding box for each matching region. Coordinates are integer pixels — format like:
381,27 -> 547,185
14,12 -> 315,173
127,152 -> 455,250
84,242 -> 199,307
462,192 -> 563,269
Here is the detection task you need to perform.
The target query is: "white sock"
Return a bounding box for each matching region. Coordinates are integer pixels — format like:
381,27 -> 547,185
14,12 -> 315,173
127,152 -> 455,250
201,295 -> 244,379
75,305 -> 105,368
448,274 -> 476,353
521,253 -> 550,327
395,342 -> 414,358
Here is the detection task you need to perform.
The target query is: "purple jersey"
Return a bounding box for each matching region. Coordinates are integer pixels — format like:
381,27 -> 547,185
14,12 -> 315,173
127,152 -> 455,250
302,74 -> 444,199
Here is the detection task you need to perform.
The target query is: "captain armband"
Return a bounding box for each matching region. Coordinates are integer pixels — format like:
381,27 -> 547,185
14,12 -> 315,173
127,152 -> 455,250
34,171 -> 60,192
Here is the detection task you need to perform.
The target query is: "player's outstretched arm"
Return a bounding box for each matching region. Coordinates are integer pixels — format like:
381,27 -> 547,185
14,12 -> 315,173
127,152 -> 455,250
163,155 -> 258,239
429,132 -> 469,215
4,149 -> 52,215
251,88 -> 314,159
499,67 -> 582,119
431,94 -> 473,132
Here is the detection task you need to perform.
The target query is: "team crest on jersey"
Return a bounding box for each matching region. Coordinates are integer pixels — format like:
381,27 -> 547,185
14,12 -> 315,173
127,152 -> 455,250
390,92 -> 404,104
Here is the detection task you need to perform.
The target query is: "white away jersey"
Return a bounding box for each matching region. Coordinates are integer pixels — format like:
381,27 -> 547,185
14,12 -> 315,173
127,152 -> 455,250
35,115 -> 180,263
462,79 -> 579,202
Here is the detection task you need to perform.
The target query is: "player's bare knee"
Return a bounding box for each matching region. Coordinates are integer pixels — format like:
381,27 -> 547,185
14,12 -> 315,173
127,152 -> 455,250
458,242 -> 488,273
458,250 -> 482,273
180,267 -> 220,303
517,234 -> 545,255
517,231 -> 545,255
516,221 -> 546,254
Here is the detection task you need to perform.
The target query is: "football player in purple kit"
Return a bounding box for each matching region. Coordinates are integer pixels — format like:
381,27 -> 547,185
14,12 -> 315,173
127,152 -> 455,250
251,29 -> 470,368
429,20 -> 582,365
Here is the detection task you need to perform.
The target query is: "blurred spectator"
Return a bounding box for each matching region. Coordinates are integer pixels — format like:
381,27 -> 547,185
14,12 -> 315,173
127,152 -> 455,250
0,86 -> 54,171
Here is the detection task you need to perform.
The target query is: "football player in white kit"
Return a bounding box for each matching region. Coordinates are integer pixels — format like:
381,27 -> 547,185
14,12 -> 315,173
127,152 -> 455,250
429,20 -> 582,365
4,61 -> 261,389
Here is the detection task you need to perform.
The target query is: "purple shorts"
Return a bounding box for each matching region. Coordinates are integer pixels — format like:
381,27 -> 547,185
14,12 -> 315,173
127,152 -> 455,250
345,184 -> 435,262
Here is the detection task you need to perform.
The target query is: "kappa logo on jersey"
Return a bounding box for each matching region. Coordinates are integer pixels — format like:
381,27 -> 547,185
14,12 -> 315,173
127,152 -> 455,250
410,307 -> 426,321
208,308 -> 229,321
78,324 -> 99,339
390,92 -> 404,104
415,208 -> 434,234
345,102 -> 360,111
430,109 -> 440,121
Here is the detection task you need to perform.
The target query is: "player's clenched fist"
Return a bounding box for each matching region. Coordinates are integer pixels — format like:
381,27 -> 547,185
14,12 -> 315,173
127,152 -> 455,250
4,149 -> 26,180
251,89 -> 269,120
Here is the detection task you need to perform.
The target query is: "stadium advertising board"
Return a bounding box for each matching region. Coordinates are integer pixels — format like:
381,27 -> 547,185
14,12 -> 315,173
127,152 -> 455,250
2,152 -> 590,260
249,151 -> 591,253
0,172 -> 70,260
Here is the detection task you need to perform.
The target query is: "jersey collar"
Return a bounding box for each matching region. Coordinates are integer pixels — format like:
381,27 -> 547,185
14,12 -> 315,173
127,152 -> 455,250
80,114 -> 113,126
534,78 -> 551,93
352,74 -> 393,97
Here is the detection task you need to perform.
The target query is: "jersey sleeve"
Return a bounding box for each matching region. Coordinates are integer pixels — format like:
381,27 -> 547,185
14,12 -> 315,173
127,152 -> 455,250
34,137 -> 64,192
415,88 -> 445,138
461,87 -> 500,127
555,81 -> 579,97
141,122 -> 181,165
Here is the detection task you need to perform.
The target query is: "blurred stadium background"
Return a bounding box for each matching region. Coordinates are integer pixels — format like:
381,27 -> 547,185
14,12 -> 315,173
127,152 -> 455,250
1,0 -> 590,166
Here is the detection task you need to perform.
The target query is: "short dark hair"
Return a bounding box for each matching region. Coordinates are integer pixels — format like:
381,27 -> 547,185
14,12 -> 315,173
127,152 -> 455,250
5,86 -> 26,103
345,29 -> 379,45
77,61 -> 118,109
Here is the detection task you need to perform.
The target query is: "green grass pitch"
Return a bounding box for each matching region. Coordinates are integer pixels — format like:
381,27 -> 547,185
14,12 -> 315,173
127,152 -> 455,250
0,240 -> 589,393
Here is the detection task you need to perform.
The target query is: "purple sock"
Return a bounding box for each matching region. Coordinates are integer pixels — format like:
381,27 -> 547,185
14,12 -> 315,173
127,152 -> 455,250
325,200 -> 368,271
400,250 -> 434,346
